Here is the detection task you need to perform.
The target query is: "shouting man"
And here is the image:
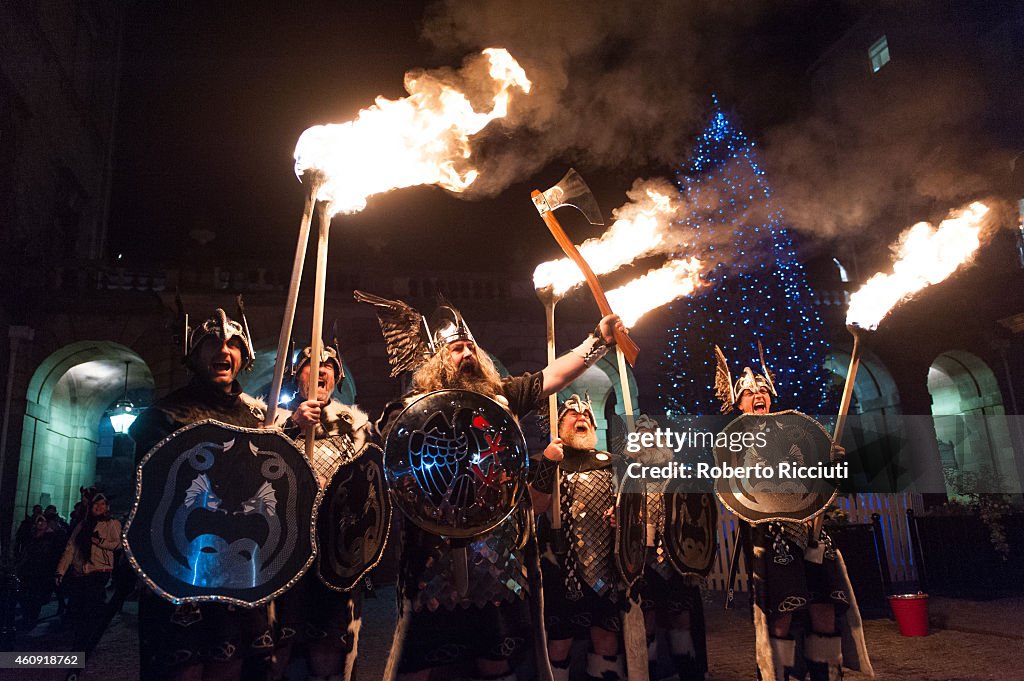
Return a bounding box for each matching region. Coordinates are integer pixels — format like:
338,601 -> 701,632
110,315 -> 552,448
130,303 -> 274,681
530,394 -> 628,681
714,345 -> 872,681
358,291 -> 624,681
271,341 -> 377,681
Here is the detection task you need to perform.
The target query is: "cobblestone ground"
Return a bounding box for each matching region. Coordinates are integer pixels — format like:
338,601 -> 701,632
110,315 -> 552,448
5,592 -> 1023,680
701,599 -> 1024,681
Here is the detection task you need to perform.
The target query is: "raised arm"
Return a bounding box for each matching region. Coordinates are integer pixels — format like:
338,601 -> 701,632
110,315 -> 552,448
540,314 -> 623,396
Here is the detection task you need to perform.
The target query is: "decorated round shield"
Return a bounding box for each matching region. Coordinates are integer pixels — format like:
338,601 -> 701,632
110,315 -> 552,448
663,491 -> 718,577
384,390 -> 529,539
713,410 -> 838,525
614,475 -> 647,589
125,420 -> 319,607
316,442 -> 392,592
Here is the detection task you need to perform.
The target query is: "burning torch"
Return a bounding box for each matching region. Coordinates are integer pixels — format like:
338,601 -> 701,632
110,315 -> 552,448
531,170 -> 706,681
812,201 -> 990,542
263,48 -> 531,455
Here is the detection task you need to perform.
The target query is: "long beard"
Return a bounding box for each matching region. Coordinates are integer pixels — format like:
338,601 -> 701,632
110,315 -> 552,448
560,428 -> 598,451
448,368 -> 504,396
413,349 -> 505,397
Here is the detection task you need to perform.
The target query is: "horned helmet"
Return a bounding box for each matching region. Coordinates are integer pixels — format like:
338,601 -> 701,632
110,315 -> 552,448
183,296 -> 255,372
713,342 -> 777,414
558,393 -> 595,426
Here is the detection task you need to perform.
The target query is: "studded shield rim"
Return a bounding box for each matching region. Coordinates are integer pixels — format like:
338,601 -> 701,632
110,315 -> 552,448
315,442 -> 392,593
123,419 -> 321,608
663,491 -> 718,578
384,390 -> 529,539
614,476 -> 648,590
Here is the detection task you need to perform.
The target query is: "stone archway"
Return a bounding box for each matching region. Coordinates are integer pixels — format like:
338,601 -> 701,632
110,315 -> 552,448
825,347 -> 901,415
825,347 -> 904,491
928,350 -> 1018,494
16,341 -> 154,522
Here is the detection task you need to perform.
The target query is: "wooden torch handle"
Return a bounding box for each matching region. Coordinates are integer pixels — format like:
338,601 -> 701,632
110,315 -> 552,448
305,201 -> 331,461
264,175 -> 322,426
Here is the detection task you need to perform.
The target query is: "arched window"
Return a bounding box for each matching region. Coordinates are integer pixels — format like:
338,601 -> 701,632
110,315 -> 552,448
927,350 -> 1018,494
824,348 -> 902,491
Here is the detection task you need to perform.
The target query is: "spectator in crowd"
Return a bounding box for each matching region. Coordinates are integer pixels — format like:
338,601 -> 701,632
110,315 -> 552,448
45,504 -> 70,536
56,492 -> 122,668
16,513 -> 64,629
14,505 -> 43,555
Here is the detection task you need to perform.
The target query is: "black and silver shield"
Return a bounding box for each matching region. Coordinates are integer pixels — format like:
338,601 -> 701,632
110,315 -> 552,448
384,390 -> 529,539
125,420 -> 319,607
316,442 -> 392,592
713,410 -> 838,525
614,474 -> 647,590
663,491 -> 718,577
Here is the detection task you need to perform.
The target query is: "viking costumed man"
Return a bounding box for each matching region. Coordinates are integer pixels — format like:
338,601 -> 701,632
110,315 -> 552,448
358,291 -> 624,681
270,341 -> 377,681
129,303 -> 275,681
625,415 -> 712,681
529,394 -> 628,681
714,346 -> 872,681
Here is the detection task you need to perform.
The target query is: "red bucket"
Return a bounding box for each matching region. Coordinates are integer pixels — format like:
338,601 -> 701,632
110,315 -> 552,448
889,593 -> 929,636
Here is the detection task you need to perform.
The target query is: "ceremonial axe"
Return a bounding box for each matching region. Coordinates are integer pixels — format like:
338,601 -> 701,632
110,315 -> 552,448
532,169 -> 640,365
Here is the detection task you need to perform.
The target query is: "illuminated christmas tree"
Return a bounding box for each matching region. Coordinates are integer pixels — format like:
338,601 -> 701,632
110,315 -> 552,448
658,98 -> 834,416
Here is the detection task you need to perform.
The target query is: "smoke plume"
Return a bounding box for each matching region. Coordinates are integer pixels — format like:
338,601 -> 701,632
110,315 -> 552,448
422,0 -> 771,197
424,0 -> 1020,246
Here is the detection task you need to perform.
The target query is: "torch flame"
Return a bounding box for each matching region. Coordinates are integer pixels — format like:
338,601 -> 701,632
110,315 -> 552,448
606,257 -> 704,328
533,181 -> 680,296
294,48 -> 531,216
846,201 -> 989,330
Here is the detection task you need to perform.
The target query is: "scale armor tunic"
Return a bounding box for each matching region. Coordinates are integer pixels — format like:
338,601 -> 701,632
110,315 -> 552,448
534,447 -> 624,638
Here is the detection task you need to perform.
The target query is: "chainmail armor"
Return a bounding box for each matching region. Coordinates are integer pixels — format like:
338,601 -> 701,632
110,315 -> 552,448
308,433 -> 358,487
644,487 -> 676,580
563,468 -> 618,598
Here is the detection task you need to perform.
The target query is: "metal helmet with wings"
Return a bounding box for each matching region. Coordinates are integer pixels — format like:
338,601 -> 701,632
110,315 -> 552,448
713,341 -> 778,414
353,290 -> 474,377
176,294 -> 256,372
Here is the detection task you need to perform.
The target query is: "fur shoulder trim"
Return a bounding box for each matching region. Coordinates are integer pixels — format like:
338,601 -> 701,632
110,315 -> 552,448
324,400 -> 369,432
324,401 -> 371,450
241,392 -> 267,419
271,406 -> 292,428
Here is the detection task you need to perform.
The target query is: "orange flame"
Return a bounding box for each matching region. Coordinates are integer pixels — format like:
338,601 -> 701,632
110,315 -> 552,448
846,201 -> 988,330
532,180 -> 680,296
606,257 -> 704,328
294,48 -> 531,216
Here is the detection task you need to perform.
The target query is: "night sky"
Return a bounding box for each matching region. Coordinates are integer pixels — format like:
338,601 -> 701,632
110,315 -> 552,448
107,1 -> 1012,280
107,2 -> 855,273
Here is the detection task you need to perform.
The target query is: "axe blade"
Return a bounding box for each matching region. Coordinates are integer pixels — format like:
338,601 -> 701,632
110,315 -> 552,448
532,168 -> 604,226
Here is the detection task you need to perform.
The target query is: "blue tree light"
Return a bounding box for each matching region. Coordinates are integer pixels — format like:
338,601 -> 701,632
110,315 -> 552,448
658,98 -> 834,416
